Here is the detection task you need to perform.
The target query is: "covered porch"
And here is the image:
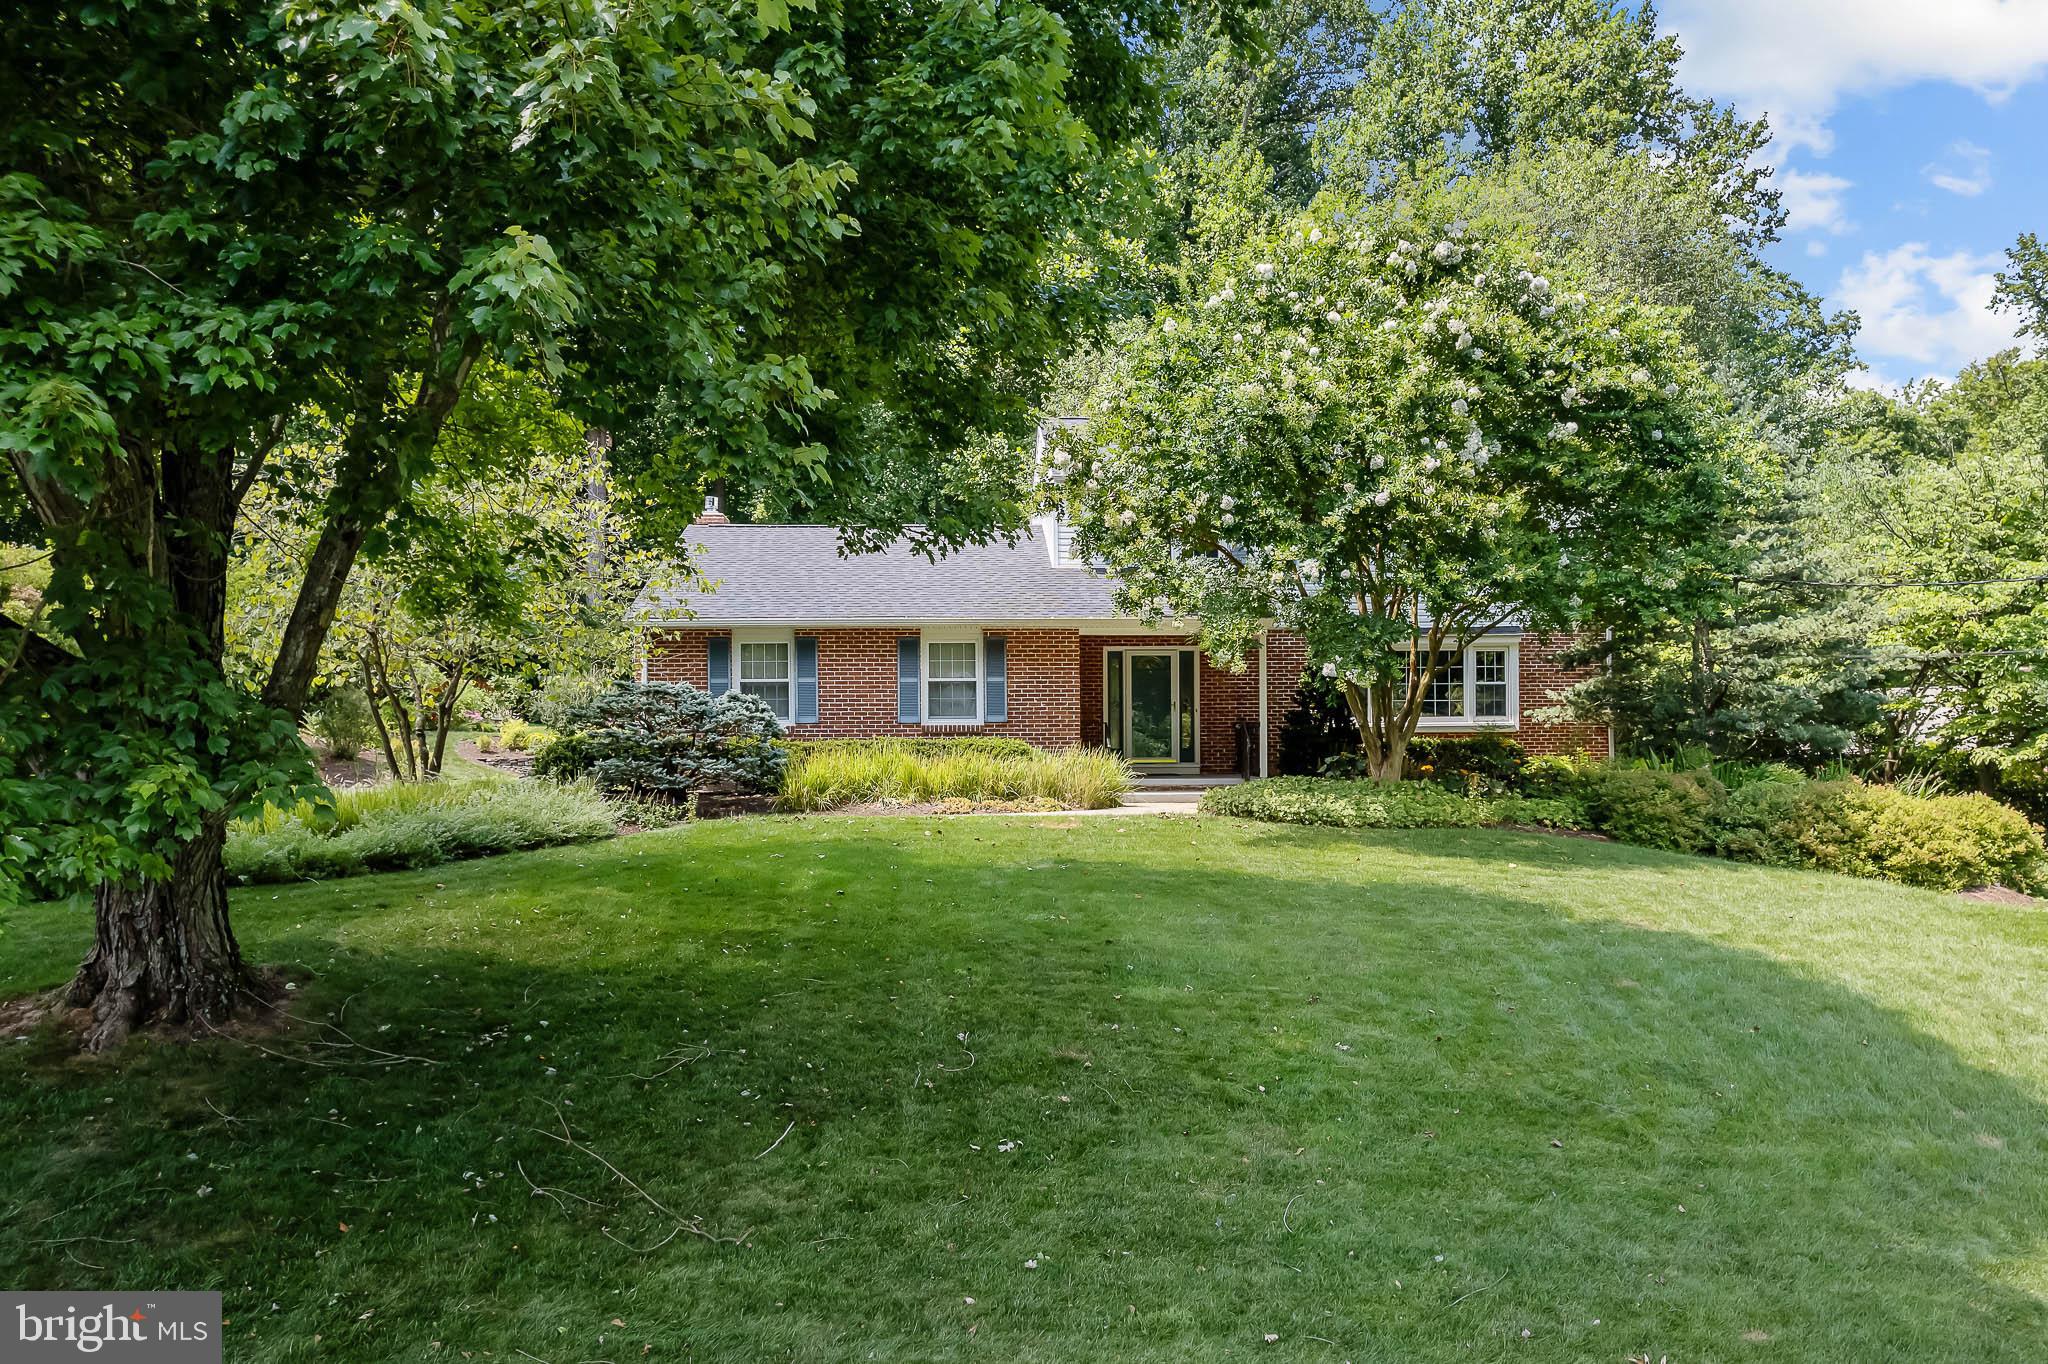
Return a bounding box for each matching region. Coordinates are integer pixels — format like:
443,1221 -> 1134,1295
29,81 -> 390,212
1083,634 -> 1303,778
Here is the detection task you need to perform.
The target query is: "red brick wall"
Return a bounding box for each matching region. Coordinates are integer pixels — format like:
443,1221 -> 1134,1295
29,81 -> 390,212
1500,631 -> 1609,757
645,627 -> 1084,750
1273,630 -> 1606,760
645,625 -> 1608,769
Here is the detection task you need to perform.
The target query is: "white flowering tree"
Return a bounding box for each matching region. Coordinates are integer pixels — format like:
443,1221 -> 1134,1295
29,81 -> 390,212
1043,201 -> 1738,780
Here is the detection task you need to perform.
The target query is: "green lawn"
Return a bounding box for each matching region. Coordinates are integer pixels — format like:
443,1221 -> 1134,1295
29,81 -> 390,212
3,816 -> 2046,1361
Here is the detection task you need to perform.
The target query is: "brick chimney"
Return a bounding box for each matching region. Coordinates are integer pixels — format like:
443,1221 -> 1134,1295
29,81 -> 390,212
693,493 -> 730,525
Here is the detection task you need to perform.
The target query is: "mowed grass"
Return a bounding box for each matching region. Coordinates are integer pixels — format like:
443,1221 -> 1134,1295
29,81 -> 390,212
2,816 -> 2046,1362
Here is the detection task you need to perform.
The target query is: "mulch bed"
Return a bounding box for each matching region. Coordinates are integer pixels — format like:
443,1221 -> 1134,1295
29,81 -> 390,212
454,739 -> 535,775
317,751 -> 383,788
1958,885 -> 2039,906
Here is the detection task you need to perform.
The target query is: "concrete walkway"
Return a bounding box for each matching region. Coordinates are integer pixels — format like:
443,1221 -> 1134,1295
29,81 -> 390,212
954,790 -> 1208,817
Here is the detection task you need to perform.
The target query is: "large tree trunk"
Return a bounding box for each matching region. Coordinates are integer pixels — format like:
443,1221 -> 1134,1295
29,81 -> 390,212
66,818 -> 263,1052
45,344 -> 478,1053
58,440 -> 268,1051
1342,680 -> 1411,781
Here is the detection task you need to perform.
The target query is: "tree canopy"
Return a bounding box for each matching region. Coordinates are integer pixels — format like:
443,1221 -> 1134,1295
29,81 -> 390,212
0,0 -> 1251,1047
1042,191 -> 1739,777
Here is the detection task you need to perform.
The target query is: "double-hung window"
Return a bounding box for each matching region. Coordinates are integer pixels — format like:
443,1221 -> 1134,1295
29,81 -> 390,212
1408,641 -> 1518,728
1419,649 -> 1464,717
925,638 -> 980,723
738,636 -> 794,723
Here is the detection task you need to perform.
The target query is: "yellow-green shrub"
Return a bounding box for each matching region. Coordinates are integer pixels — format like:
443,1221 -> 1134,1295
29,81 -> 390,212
1716,779 -> 2043,892
498,718 -> 556,752
779,742 -> 1129,811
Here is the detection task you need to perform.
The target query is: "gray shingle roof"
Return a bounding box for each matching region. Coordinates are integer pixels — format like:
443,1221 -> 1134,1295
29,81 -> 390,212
636,524 -> 1124,624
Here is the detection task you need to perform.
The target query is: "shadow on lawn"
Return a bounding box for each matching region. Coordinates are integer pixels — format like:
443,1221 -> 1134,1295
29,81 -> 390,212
1,825 -> 2044,1361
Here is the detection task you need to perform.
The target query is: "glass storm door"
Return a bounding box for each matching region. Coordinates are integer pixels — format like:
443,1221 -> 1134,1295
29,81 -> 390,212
1128,653 -> 1176,761
1108,649 -> 1197,766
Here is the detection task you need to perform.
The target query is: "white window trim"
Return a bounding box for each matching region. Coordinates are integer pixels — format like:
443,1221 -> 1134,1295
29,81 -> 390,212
921,628 -> 983,727
1410,638 -> 1520,731
733,628 -> 796,724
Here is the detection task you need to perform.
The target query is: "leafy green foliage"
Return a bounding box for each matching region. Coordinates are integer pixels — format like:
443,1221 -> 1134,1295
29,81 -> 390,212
779,741 -> 1128,811
1276,669 -> 1358,775
1326,0 -> 1781,247
1810,356 -> 2048,783
1570,765 -> 1727,853
310,688 -> 377,763
1045,189 -> 1734,778
224,779 -> 617,885
1715,780 -> 2044,894
3,0 -> 1244,922
1318,732 -> 1528,787
228,367 -> 664,784
1993,232 -> 2048,348
1202,776 -> 1506,828
534,682 -> 786,800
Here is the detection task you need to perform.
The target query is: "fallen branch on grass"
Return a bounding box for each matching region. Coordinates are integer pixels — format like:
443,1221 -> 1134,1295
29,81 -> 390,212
531,1106 -> 749,1249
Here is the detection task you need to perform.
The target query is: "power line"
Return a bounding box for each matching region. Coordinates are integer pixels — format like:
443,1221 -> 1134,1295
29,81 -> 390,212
1737,572 -> 2048,591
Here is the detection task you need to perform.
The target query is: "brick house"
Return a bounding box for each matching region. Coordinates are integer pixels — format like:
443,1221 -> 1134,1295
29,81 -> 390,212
637,504 -> 1609,777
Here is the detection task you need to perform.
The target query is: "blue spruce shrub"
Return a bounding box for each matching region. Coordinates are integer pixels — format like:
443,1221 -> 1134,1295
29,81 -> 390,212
532,681 -> 786,800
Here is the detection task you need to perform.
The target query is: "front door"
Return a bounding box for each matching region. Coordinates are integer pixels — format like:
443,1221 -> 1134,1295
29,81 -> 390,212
1105,648 -> 1197,769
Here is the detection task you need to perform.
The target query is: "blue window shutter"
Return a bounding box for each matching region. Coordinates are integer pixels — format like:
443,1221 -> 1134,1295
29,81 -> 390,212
706,636 -> 731,695
983,636 -> 1007,723
795,636 -> 819,724
897,636 -> 921,723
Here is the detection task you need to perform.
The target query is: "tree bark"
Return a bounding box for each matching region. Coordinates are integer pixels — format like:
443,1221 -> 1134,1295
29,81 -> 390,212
66,818 -> 262,1051
54,334 -> 480,1052
1343,680 -> 1409,781
60,439 -> 267,1051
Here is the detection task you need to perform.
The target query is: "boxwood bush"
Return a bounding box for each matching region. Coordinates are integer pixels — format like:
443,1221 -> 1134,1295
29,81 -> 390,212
533,681 -> 785,801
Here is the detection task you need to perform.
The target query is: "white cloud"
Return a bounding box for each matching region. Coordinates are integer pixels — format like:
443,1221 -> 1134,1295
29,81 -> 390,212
1666,1 -> 2048,156
1778,170 -> 1854,234
1923,139 -> 1993,196
1806,240 -> 1829,259
1835,243 -> 2024,378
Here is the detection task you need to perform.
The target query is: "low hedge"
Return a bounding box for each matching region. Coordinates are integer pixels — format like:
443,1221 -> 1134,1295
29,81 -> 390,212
1201,778 -> 1500,829
1201,779 -> 1590,832
226,779 -> 618,884
1715,780 -> 2044,892
1573,765 -> 1727,853
1205,768 -> 2046,894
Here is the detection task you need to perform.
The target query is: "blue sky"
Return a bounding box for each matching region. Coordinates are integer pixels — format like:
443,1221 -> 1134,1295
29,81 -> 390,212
1661,0 -> 2048,389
